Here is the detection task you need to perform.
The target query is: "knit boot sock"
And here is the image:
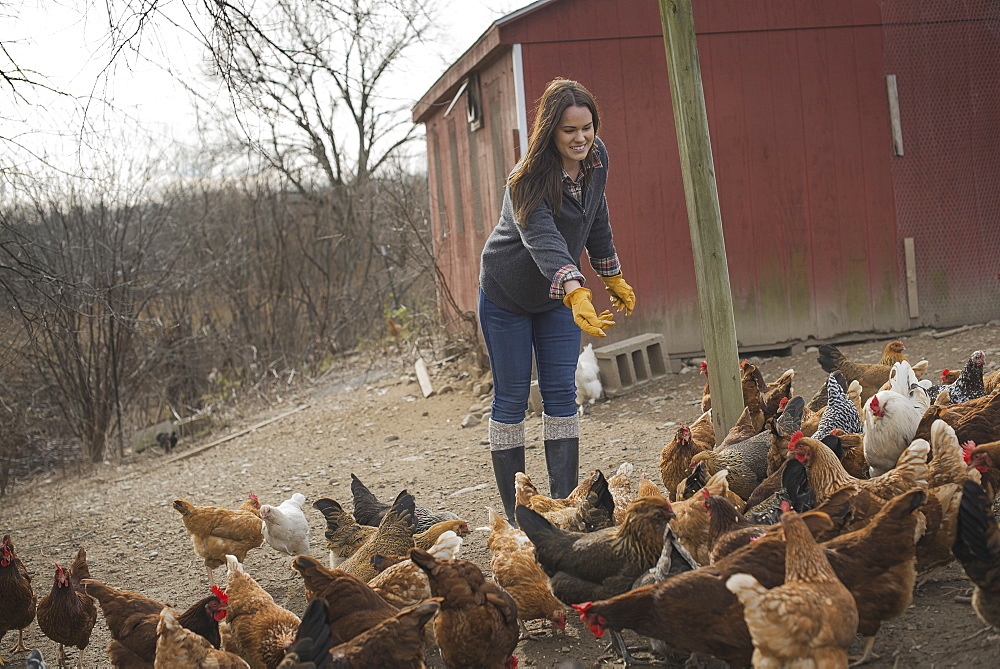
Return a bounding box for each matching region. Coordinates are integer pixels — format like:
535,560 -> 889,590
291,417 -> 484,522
489,418 -> 526,524
543,413 -> 580,499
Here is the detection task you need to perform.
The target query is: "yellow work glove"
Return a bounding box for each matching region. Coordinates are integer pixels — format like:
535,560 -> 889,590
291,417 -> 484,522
563,287 -> 615,337
602,273 -> 635,316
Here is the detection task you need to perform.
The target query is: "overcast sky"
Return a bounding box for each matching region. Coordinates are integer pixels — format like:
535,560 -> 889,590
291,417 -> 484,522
5,0 -> 519,175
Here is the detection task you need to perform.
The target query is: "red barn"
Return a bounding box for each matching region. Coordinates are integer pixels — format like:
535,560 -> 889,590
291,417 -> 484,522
412,0 -> 1000,358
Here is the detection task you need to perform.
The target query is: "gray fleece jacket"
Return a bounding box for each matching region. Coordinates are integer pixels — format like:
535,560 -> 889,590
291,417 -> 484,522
479,136 -> 618,315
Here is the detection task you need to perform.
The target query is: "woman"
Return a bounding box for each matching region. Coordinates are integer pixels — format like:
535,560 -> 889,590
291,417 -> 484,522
479,78 -> 636,522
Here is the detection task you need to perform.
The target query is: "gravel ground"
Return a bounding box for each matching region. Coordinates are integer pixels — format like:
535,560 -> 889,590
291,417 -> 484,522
4,323 -> 1000,667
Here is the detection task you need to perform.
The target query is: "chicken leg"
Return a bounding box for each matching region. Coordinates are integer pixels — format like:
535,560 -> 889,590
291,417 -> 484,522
849,636 -> 878,666
207,564 -> 216,587
7,628 -> 31,653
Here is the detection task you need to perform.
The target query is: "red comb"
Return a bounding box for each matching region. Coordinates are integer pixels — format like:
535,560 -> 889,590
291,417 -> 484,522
941,369 -> 950,382
571,602 -> 592,614
788,431 -> 804,450
248,493 -> 258,501
701,488 -> 711,499
779,397 -> 789,409
211,585 -> 228,603
962,441 -> 977,463
780,500 -> 791,514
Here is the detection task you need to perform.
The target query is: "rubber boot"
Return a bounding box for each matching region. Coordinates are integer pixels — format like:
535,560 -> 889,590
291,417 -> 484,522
489,418 -> 525,524
542,413 -> 580,499
544,438 -> 580,499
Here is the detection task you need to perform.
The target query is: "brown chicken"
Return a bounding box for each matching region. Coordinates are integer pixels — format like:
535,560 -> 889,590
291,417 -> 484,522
36,547 -> 98,668
0,534 -> 36,664
172,493 -> 264,586
704,492 -> 768,564
966,439 -> 1000,500
915,389 -> 1000,442
221,555 -> 300,669
82,578 -> 226,667
788,430 -> 928,504
154,607 -> 249,668
574,489 -> 926,668
484,507 -> 566,632
952,479 -> 1000,630
410,549 -> 519,669
761,368 -> 795,420
659,413 -> 714,500
290,555 -> 397,644
312,497 -> 375,568
314,496 -> 467,570
670,470 -> 742,565
514,470 -> 596,513
699,360 -> 711,412
637,473 -> 666,500
811,340 -> 909,408
515,470 -> 614,531
327,599 -> 441,668
726,510 -> 858,667
607,462 -> 635,525
826,428 -> 869,479
338,490 -> 416,582
368,529 -> 464,609
516,496 -> 674,605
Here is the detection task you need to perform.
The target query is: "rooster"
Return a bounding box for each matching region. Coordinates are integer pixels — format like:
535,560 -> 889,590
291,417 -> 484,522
575,342 -> 602,413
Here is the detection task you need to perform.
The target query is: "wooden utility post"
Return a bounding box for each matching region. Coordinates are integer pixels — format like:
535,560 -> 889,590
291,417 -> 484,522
658,0 -> 742,439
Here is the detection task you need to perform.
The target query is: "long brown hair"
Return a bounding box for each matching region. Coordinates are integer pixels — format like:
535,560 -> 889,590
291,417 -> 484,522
508,78 -> 601,225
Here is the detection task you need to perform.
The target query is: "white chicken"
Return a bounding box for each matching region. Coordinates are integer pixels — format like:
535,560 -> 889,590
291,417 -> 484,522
575,343 -> 602,414
862,388 -> 924,477
260,493 -> 310,556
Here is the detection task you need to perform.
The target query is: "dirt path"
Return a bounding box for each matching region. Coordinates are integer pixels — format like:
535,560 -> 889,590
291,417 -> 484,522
4,324 -> 1000,667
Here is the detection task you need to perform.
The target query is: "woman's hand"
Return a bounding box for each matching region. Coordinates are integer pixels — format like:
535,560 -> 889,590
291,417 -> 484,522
601,274 -> 635,316
563,287 -> 615,337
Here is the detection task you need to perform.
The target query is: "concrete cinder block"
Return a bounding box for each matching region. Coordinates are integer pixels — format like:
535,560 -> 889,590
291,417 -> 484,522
594,333 -> 670,397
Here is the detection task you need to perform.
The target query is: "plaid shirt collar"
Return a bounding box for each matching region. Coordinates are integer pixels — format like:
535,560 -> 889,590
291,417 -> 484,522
562,149 -> 603,201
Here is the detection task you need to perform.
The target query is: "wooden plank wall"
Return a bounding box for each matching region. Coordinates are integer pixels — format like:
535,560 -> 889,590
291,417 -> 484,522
424,52 -> 517,319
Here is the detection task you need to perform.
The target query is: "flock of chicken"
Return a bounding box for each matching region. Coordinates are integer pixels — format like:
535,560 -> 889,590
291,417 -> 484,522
3,340 -> 1000,668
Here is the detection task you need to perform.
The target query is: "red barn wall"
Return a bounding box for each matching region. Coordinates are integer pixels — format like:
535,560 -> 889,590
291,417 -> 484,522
421,0 -> 998,356
504,0 -> 907,354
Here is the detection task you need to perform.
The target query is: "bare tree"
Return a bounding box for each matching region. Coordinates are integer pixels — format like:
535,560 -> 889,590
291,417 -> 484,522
0,162 -> 190,463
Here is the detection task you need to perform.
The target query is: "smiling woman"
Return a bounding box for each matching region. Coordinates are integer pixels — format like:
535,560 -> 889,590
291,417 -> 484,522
477,77 -> 637,523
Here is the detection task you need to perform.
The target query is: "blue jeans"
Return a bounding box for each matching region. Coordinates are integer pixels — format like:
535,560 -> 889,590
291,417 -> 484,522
479,289 -> 581,423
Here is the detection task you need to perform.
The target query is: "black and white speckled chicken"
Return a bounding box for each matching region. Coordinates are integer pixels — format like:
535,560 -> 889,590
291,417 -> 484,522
926,350 -> 986,405
350,473 -> 463,533
813,372 -> 863,440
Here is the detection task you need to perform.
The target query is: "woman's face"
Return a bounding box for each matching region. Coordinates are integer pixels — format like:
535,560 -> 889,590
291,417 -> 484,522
553,104 -> 594,173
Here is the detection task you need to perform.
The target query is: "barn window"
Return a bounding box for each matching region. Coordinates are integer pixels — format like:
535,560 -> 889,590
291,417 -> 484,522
448,119 -> 465,236
467,72 -> 483,132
